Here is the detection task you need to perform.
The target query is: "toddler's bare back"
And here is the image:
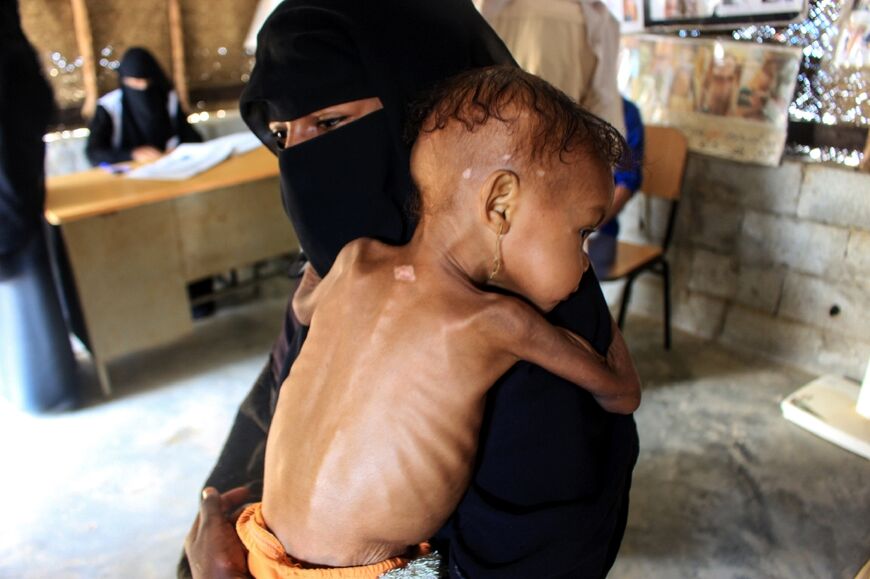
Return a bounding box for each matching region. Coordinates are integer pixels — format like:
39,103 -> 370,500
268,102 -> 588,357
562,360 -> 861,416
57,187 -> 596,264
262,240 -> 518,567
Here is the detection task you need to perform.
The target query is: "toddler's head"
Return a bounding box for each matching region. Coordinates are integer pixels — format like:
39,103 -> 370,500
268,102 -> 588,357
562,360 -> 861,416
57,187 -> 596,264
409,66 -> 627,311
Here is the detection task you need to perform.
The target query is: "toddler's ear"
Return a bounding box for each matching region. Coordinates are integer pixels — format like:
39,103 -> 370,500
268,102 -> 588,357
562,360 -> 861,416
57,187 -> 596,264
481,170 -> 519,235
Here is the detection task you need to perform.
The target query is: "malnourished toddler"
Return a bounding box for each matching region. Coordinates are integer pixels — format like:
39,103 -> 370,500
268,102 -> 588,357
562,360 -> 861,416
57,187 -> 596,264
236,66 -> 642,578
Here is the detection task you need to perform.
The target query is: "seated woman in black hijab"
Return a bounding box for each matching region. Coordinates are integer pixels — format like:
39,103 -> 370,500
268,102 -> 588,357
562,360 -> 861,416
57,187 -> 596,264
85,47 -> 214,316
182,1 -> 638,578
85,47 -> 202,166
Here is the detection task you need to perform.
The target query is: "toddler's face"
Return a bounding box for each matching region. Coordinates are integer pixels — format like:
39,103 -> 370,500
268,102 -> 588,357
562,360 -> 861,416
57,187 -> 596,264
500,157 -> 612,312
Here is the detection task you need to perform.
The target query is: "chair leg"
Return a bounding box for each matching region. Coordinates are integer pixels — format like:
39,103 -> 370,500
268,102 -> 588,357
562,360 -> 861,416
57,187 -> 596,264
661,259 -> 672,350
617,272 -> 639,329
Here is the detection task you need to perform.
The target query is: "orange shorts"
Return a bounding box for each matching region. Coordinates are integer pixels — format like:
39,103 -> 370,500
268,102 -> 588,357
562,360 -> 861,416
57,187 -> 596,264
236,502 -> 431,578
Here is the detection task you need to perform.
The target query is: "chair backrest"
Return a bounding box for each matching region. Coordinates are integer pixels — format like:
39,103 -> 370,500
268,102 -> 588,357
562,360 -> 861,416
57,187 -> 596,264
639,125 -> 688,251
641,126 -> 688,201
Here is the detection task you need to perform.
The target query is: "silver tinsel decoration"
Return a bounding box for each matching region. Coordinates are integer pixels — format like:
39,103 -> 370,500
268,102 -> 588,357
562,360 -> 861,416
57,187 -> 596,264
379,550 -> 446,578
731,0 -> 868,128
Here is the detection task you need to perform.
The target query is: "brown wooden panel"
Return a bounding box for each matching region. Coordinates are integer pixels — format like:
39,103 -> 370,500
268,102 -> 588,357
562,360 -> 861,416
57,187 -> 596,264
20,1 -> 84,111
174,176 -> 299,280
642,126 -> 688,201
62,202 -> 191,362
45,147 -> 278,224
86,0 -> 173,98
180,0 -> 258,93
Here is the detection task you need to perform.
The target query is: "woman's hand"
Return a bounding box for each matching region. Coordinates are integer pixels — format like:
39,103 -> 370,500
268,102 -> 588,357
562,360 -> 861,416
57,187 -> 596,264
291,263 -> 323,326
132,146 -> 162,162
184,486 -> 251,579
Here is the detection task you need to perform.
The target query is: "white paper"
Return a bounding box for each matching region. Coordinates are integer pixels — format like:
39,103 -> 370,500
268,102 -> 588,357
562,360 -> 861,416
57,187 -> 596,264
207,131 -> 263,155
126,132 -> 261,180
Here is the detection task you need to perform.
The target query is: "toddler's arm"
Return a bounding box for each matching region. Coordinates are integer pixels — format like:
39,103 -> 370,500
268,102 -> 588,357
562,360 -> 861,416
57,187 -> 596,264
496,299 -> 641,414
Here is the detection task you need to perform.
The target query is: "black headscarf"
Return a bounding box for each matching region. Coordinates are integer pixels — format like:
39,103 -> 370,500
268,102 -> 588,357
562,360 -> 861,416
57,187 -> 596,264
0,0 -> 55,257
240,0 -> 514,276
117,47 -> 173,151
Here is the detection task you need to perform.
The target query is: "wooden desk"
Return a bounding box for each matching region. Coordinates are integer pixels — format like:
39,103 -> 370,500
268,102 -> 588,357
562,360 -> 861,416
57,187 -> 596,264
46,148 -> 298,394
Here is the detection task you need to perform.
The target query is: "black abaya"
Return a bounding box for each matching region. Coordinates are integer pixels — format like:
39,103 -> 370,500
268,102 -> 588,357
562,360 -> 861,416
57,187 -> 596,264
0,3 -> 53,258
187,1 -> 638,577
0,1 -> 78,412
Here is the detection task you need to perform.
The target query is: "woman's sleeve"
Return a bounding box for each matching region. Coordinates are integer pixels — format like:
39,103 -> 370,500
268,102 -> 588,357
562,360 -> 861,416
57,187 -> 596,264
199,292 -> 307,491
177,296 -> 305,578
440,268 -> 639,579
85,106 -> 132,166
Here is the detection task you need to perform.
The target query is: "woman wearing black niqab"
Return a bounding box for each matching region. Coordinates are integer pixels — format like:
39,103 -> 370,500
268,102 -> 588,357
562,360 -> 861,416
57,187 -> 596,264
85,47 -> 201,166
239,0 -> 518,277
84,47 -> 215,315
0,0 -> 78,412
183,1 -> 638,578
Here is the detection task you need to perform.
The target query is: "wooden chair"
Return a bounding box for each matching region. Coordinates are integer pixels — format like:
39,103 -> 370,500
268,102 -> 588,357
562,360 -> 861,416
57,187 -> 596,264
599,125 -> 688,349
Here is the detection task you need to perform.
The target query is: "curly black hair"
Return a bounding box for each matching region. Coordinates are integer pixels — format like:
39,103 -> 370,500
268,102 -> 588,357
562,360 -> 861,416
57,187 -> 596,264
407,65 -> 630,169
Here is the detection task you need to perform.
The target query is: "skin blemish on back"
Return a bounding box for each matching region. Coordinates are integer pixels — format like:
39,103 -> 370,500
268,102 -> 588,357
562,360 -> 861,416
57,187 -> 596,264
501,153 -> 512,161
462,168 -> 472,179
536,169 -> 546,177
394,265 -> 416,282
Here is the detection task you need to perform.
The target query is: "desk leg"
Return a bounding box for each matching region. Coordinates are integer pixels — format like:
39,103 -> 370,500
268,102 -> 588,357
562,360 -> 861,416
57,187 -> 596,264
94,356 -> 112,397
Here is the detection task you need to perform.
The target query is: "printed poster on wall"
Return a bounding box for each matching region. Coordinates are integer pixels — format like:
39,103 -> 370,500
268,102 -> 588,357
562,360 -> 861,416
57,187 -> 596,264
644,0 -> 806,28
605,0 -> 647,32
834,0 -> 870,68
618,34 -> 802,165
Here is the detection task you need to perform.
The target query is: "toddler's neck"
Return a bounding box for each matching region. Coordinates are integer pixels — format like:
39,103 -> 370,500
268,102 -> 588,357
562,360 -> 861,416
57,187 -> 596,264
402,215 -> 492,287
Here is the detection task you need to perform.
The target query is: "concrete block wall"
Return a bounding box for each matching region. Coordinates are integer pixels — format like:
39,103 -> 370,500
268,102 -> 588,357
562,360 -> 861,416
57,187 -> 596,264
611,155 -> 870,381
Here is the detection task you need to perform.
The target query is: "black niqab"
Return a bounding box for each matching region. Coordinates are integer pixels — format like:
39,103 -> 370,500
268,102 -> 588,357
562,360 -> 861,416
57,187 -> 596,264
117,47 -> 172,150
240,0 -> 514,276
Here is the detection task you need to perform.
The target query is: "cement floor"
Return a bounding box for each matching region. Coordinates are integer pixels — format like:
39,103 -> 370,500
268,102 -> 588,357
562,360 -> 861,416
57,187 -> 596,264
0,287 -> 867,578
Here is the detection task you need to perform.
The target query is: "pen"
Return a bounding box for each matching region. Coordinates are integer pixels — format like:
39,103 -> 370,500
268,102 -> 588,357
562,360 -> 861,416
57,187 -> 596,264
98,162 -> 130,175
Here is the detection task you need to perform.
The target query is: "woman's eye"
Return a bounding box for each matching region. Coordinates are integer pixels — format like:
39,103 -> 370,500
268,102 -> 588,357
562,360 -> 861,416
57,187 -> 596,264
272,130 -> 288,149
317,116 -> 349,130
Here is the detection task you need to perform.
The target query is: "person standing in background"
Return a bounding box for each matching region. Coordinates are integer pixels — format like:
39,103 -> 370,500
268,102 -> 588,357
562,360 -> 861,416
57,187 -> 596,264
477,0 -> 626,136
0,0 -> 78,412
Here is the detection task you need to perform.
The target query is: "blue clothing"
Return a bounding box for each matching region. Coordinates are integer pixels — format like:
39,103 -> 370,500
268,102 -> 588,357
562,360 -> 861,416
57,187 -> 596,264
589,98 -> 644,275
600,97 -> 644,238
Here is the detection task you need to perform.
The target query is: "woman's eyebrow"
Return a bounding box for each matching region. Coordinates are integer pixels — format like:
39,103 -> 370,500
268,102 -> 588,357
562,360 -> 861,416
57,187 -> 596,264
315,107 -> 350,118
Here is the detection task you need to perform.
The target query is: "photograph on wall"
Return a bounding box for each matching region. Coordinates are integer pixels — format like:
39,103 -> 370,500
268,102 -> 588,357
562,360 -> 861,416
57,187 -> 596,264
606,0 -> 647,32
834,0 -> 870,68
619,34 -> 802,165
644,0 -> 806,28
